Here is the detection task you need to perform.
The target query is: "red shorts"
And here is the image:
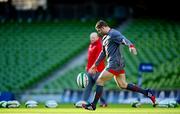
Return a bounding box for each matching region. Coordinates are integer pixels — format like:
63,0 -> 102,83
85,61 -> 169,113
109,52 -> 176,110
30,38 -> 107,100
107,68 -> 125,76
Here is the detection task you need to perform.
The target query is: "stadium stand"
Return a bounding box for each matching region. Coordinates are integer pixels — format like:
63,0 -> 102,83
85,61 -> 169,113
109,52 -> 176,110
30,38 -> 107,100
122,19 -> 180,89
0,19 -> 179,93
0,20 -> 94,92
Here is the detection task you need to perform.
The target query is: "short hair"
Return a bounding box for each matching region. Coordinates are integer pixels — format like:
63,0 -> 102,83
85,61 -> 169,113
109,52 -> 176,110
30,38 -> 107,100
95,20 -> 108,29
90,32 -> 98,38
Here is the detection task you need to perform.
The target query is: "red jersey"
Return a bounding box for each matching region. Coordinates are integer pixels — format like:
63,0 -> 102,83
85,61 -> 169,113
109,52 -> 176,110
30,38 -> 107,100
86,38 -> 105,72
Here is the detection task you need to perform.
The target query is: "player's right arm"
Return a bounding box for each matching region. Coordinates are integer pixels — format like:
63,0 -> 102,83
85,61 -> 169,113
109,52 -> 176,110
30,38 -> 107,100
95,47 -> 106,67
89,47 -> 106,74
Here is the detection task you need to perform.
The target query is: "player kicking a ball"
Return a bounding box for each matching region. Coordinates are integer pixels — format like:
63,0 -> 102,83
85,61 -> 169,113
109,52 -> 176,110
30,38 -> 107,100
75,32 -> 107,108
82,20 -> 156,110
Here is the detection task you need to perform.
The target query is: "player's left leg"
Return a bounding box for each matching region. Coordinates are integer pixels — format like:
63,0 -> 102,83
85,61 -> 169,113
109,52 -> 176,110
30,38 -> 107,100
82,70 -> 113,110
114,70 -> 156,106
93,72 -> 108,107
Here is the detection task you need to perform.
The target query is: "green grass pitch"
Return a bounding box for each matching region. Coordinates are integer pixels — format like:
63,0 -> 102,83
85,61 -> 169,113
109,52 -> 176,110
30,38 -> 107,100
0,104 -> 179,114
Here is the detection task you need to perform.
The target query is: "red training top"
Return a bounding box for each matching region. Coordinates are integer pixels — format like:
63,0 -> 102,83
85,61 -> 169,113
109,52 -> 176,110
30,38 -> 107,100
86,38 -> 105,72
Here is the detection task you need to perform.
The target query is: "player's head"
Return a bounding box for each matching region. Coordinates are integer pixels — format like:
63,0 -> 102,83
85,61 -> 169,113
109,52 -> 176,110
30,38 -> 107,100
90,32 -> 99,43
95,20 -> 110,35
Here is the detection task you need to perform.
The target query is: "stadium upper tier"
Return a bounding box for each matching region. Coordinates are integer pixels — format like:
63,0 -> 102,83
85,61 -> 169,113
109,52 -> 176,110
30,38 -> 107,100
40,19 -> 180,93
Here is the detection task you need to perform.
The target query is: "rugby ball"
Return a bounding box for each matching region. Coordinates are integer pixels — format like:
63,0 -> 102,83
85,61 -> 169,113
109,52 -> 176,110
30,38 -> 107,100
45,100 -> 58,108
25,100 -> 38,108
7,100 -> 20,108
168,101 -> 178,108
0,101 -> 7,108
76,72 -> 89,88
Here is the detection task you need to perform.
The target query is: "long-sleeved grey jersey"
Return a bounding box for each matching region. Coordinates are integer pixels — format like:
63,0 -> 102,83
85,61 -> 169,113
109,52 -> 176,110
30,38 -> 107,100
95,29 -> 133,69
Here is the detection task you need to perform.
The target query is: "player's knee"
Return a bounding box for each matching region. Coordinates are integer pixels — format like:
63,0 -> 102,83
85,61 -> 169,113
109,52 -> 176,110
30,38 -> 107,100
119,82 -> 128,89
96,78 -> 105,86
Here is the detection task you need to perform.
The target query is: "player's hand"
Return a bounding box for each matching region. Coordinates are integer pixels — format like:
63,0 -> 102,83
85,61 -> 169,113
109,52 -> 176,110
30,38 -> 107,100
88,64 -> 97,74
129,45 -> 137,55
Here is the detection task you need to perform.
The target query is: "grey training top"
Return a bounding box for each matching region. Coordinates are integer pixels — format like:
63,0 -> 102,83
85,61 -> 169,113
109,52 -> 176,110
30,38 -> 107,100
95,28 -> 133,68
